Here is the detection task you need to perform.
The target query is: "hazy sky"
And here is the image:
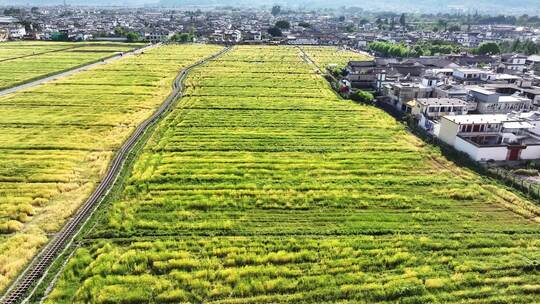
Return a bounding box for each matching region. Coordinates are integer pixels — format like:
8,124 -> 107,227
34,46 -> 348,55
1,0 -> 538,15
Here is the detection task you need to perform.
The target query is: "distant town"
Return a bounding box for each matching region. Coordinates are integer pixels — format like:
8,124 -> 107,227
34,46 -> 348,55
1,5 -> 540,46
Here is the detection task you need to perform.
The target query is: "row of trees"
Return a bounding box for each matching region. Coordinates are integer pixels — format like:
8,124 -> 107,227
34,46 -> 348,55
267,20 -> 291,37
500,39 -> 540,56
368,41 -> 412,58
473,42 -> 501,55
170,32 -> 194,43
368,40 -> 461,57
106,27 -> 194,42
412,40 -> 462,56
472,40 -> 540,56
370,40 -> 540,58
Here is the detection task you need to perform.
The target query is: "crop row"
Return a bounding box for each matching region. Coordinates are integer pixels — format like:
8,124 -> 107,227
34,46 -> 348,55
0,41 -> 141,89
45,46 -> 540,303
0,44 -> 223,292
299,46 -> 372,68
47,235 -> 539,304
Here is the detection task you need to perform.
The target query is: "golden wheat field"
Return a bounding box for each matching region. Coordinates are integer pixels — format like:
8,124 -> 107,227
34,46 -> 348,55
0,43 -> 223,292
43,46 -> 540,303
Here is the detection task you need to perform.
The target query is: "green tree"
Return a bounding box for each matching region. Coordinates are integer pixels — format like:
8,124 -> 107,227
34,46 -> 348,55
512,39 -> 521,52
267,27 -> 283,37
126,32 -> 140,42
352,90 -> 375,104
51,31 -> 68,41
475,42 -> 501,55
275,20 -> 290,30
170,32 -> 193,43
298,22 -> 311,28
368,41 -> 411,58
114,27 -> 128,37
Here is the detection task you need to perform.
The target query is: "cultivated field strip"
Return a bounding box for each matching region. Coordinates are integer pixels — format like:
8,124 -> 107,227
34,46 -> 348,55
0,44 -> 223,293
0,41 -> 141,90
46,46 -> 540,303
299,46 -> 372,68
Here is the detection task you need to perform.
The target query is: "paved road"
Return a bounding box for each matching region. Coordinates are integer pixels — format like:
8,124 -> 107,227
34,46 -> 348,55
0,46 -> 230,304
0,43 -> 157,97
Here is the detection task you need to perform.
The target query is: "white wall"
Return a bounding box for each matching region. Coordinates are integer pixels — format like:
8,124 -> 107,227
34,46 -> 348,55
519,145 -> 540,159
438,118 -> 460,146
454,137 -> 508,161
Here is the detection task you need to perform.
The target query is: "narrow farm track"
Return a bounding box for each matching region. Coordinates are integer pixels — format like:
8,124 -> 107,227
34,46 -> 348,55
297,46 -> 337,82
0,46 -> 230,304
0,44 -> 155,97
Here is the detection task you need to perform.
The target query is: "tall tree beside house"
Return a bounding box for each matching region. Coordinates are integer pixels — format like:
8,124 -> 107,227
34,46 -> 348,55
267,27 -> 282,37
352,90 -> 375,104
126,32 -> 140,42
500,39 -> 540,55
512,39 -> 522,52
271,5 -> 281,16
170,32 -> 194,43
275,20 -> 290,30
474,42 -> 501,55
19,20 -> 33,32
114,27 -> 128,37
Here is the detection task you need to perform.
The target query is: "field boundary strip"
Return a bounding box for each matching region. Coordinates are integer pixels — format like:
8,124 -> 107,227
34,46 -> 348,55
0,46 -> 80,63
0,43 -> 151,95
0,45 -> 230,304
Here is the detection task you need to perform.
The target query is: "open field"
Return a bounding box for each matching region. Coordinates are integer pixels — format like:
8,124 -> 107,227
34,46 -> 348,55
44,46 -> 540,303
0,41 -> 142,90
299,46 -> 371,68
0,44 -> 223,293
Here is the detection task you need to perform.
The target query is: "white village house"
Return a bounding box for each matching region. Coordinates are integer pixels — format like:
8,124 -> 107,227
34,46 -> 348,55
468,87 -> 532,114
438,112 -> 540,161
408,98 -> 469,135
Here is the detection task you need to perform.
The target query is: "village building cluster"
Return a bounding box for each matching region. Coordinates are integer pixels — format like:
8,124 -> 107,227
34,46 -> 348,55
1,5 -> 540,45
342,52 -> 540,162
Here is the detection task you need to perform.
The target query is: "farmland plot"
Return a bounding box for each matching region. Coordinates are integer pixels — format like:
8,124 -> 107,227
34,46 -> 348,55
299,45 -> 371,68
46,46 -> 540,303
0,44 -> 223,292
0,41 -> 141,90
